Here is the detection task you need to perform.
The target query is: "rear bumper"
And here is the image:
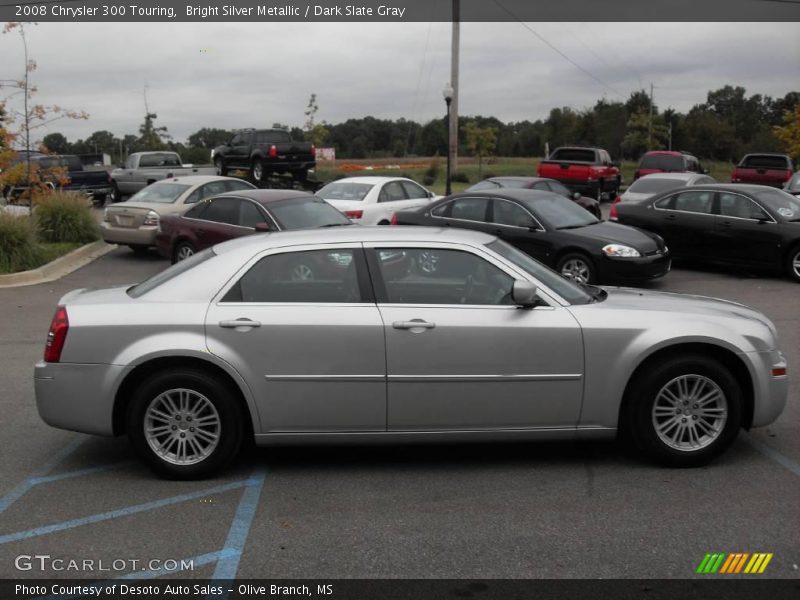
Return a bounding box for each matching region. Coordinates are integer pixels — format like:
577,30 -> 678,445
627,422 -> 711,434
34,361 -> 125,436
598,253 -> 671,281
100,222 -> 158,246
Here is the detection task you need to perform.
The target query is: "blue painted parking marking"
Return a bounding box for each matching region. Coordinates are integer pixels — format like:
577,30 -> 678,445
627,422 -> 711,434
743,435 -> 800,477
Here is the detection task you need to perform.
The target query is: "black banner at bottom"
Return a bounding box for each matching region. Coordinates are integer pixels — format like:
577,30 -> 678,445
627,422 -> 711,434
4,579 -> 800,600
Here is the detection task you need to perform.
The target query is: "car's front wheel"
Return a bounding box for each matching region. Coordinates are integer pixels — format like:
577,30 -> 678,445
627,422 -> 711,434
127,369 -> 245,479
786,245 -> 800,283
557,252 -> 595,285
624,355 -> 742,467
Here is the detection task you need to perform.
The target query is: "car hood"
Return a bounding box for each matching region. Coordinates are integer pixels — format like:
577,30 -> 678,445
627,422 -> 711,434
599,287 -> 776,334
559,221 -> 663,251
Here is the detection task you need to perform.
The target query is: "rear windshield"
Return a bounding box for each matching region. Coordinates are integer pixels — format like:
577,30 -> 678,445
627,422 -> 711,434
270,197 -> 352,229
316,181 -> 374,201
549,148 -> 596,163
36,155 -> 83,171
255,130 -> 292,143
739,155 -> 791,170
138,153 -> 182,168
639,154 -> 685,171
628,176 -> 688,194
787,172 -> 800,192
128,183 -> 191,204
128,248 -> 216,298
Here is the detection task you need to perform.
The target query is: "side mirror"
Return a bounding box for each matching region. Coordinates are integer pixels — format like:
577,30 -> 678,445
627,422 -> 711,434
511,280 -> 539,308
254,222 -> 271,232
572,191 -> 582,201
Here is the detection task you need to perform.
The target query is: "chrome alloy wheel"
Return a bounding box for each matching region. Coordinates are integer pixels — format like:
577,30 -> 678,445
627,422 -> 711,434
252,161 -> 264,181
651,374 -> 728,452
176,245 -> 195,261
791,249 -> 800,279
418,250 -> 440,274
291,264 -> 314,280
144,388 -> 221,466
560,258 -> 590,284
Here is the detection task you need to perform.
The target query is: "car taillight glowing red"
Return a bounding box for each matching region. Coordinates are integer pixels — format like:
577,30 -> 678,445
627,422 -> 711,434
390,212 -> 398,225
609,202 -> 619,220
345,210 -> 363,219
44,305 -> 69,363
268,144 -> 278,158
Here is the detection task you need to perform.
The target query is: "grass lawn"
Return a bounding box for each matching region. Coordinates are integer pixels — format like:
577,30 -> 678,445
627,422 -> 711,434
0,241 -> 81,275
314,156 -> 735,196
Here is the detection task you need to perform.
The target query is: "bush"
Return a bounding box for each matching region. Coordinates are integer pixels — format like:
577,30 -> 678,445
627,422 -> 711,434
451,172 -> 470,183
425,157 -> 441,179
422,174 -> 435,186
0,212 -> 43,272
33,192 -> 99,244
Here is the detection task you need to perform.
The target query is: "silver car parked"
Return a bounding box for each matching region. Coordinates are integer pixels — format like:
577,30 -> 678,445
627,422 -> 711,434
35,228 -> 788,478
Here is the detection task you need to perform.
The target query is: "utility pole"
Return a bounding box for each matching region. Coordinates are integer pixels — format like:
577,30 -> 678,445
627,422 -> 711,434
648,82 -> 654,150
449,0 -> 460,181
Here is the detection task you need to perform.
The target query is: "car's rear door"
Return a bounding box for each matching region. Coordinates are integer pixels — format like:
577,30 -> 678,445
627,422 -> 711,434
712,191 -> 782,265
206,244 -> 387,432
365,242 -> 584,431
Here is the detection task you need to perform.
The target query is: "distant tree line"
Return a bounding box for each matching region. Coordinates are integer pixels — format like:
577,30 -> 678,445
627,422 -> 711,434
40,86 -> 799,164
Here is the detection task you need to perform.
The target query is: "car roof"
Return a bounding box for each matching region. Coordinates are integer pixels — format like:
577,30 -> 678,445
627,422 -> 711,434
449,188 -> 557,201
213,225 -> 496,256
636,172 -> 706,181
321,176 -> 415,185
642,150 -> 683,156
484,176 -> 546,183
213,189 -> 316,204
658,183 -> 784,194
156,175 -> 246,185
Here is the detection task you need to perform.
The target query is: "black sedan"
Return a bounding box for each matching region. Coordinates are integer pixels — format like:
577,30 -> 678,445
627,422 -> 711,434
612,183 -> 800,282
392,189 -> 670,285
467,176 -> 601,218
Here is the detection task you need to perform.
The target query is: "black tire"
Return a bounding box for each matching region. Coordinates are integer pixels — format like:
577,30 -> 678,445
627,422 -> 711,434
172,241 -> 196,264
126,369 -> 245,479
786,245 -> 800,283
214,157 -> 227,176
623,355 -> 742,467
556,252 -> 595,285
129,244 -> 149,255
111,182 -> 122,203
251,158 -> 265,182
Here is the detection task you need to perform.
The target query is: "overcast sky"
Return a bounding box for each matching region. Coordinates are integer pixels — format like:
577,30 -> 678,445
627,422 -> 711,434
1,22 -> 798,145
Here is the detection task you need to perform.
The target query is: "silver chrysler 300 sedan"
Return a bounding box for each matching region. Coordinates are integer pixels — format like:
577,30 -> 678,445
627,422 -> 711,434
35,228 -> 788,478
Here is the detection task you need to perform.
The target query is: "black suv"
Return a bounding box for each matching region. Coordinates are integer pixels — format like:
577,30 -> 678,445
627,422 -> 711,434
212,129 -> 316,182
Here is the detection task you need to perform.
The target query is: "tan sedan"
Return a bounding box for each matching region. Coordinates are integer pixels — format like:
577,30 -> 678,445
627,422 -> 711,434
101,175 -> 255,253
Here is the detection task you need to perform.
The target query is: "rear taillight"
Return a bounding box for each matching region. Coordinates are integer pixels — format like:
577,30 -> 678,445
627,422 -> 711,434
612,196 -> 622,204
268,144 -> 278,158
310,144 -> 316,158
44,306 -> 69,363
344,210 -> 363,219
390,212 -> 398,225
772,367 -> 787,377
609,203 -> 619,221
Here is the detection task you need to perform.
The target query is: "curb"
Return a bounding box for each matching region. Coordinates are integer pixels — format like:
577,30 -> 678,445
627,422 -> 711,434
0,240 -> 117,288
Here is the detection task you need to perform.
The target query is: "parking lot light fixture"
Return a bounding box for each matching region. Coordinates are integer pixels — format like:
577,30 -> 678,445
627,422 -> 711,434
443,83 -> 454,196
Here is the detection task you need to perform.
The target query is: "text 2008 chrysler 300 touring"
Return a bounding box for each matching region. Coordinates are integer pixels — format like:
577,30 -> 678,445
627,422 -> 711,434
34,227 -> 788,478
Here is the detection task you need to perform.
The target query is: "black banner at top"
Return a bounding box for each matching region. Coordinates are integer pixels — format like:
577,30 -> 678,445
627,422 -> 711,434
1,0 -> 800,22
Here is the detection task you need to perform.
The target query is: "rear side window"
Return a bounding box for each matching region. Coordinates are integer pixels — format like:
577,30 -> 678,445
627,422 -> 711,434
223,249 -> 361,303
450,198 -> 489,221
673,191 -> 713,214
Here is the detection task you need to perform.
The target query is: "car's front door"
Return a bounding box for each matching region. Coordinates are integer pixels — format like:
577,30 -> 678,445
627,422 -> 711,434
206,245 -> 386,432
656,190 -> 716,258
366,243 -> 584,431
487,198 -> 551,263
712,191 -> 782,266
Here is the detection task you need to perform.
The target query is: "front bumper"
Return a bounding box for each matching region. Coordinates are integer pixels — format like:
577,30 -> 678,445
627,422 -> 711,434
748,349 -> 789,428
100,222 -> 158,246
599,252 -> 671,280
34,361 -> 126,436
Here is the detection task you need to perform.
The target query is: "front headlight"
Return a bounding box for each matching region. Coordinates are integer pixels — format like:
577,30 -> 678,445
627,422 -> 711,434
602,244 -> 641,258
143,210 -> 160,227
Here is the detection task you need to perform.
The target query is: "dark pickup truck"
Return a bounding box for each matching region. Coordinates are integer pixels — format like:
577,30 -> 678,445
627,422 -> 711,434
212,129 -> 316,183
4,154 -> 112,205
537,146 -> 621,200
731,153 -> 794,188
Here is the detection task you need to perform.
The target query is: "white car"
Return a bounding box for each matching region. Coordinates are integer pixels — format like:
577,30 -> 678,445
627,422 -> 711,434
316,176 -> 438,225
618,172 -> 717,204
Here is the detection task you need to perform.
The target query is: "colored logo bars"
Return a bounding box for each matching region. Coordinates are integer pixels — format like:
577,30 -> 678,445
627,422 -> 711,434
697,552 -> 773,574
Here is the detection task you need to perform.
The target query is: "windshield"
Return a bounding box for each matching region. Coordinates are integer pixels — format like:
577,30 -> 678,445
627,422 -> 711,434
639,154 -> 685,170
317,181 -> 374,201
128,248 -> 216,298
519,193 -> 598,229
128,183 -> 191,204
740,155 -> 791,170
753,189 -> 800,220
786,173 -> 800,192
628,177 -> 688,194
487,240 -> 593,305
270,197 -> 352,229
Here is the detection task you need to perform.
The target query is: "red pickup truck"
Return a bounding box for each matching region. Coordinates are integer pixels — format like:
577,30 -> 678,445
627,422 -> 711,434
731,153 -> 794,188
537,146 -> 621,200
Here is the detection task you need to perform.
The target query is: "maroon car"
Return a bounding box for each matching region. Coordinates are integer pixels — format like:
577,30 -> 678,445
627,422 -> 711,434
466,176 -> 602,219
156,189 -> 352,263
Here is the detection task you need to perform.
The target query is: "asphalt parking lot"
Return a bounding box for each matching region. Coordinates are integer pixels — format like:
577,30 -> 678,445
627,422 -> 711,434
0,239 -> 798,582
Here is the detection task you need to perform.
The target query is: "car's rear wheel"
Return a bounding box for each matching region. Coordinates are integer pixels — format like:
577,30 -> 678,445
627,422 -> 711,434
110,182 -> 122,203
252,159 -> 265,182
557,252 -> 595,284
624,355 -> 742,467
127,369 -> 245,479
173,241 -> 196,264
786,245 -> 800,283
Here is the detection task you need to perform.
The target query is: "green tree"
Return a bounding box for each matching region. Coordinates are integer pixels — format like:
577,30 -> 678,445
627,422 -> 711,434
135,112 -> 170,151
303,93 -> 330,148
187,127 -> 232,149
463,121 -> 497,177
622,112 -> 669,158
774,103 -> 800,162
42,132 -> 70,154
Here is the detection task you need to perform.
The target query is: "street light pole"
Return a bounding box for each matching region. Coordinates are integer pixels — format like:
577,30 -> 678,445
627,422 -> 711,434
443,83 -> 454,196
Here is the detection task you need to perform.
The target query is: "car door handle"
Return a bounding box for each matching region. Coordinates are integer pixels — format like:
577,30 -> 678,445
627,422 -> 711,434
393,320 -> 436,330
665,214 -> 677,220
720,221 -> 732,228
219,319 -> 261,329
